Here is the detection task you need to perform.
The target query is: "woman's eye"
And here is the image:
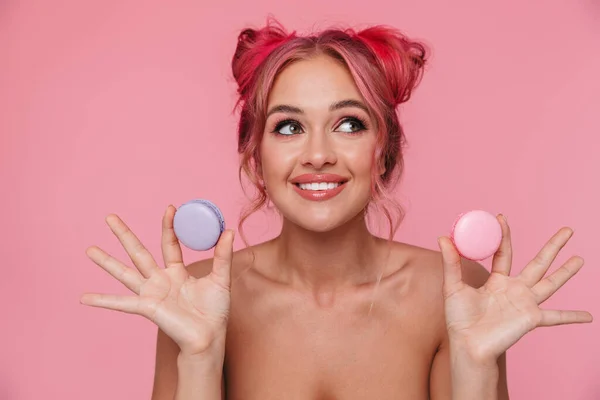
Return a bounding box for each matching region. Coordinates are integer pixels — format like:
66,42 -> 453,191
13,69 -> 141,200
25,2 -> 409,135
273,117 -> 366,135
337,118 -> 366,133
276,121 -> 302,135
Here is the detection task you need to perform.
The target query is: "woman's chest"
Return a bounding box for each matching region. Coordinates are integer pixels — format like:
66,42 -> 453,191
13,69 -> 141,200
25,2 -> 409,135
223,286 -> 442,399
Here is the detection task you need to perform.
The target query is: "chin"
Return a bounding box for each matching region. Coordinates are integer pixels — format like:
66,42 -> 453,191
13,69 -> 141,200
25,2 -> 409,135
292,217 -> 346,233
279,203 -> 367,233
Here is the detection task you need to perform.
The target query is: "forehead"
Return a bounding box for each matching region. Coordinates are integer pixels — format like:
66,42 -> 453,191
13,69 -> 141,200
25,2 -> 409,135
267,54 -> 364,108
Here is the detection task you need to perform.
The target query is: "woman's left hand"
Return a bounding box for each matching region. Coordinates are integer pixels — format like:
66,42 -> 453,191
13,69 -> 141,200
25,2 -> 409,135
437,214 -> 593,365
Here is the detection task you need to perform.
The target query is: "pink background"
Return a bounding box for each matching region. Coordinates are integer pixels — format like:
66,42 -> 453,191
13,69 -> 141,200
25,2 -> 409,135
2,1 -> 599,399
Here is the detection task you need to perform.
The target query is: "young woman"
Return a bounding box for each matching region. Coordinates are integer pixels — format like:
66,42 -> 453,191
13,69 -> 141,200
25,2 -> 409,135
80,19 -> 593,399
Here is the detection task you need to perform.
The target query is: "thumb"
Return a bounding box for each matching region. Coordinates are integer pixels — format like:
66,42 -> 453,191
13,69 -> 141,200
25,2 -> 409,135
211,230 -> 235,289
437,236 -> 464,297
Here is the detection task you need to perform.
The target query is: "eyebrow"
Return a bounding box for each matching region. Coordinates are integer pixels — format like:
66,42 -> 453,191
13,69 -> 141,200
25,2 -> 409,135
266,99 -> 369,118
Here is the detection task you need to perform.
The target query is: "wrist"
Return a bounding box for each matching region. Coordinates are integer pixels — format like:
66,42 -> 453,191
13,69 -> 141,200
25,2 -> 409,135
175,348 -> 224,400
178,346 -> 224,367
449,338 -> 499,400
448,336 -> 498,369
451,353 -> 500,378
179,332 -> 227,360
177,351 -> 224,382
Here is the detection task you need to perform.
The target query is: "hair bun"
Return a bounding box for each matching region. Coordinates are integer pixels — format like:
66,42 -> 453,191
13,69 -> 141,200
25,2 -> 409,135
355,26 -> 428,105
232,18 -> 293,98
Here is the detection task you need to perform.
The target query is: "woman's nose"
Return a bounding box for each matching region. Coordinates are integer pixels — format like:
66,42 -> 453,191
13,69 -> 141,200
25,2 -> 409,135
299,131 -> 337,169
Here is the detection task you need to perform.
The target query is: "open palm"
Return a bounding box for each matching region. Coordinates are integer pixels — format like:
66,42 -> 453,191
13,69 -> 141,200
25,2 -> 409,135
80,205 -> 234,357
438,215 -> 593,363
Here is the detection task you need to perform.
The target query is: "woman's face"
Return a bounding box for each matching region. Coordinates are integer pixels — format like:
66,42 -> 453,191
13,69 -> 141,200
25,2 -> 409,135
260,54 -> 380,232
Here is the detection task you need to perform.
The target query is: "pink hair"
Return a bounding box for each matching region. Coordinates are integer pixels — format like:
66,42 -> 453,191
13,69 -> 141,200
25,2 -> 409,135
231,17 -> 428,246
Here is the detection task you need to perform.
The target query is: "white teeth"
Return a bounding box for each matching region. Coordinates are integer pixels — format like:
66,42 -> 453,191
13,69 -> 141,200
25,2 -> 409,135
298,182 -> 341,191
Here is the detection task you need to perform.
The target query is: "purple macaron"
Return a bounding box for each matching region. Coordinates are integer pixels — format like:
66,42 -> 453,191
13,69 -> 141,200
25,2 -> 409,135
173,199 -> 225,251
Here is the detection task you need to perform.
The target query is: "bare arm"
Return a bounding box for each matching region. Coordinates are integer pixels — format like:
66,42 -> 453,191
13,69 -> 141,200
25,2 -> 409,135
430,332 -> 508,400
150,260 -> 226,400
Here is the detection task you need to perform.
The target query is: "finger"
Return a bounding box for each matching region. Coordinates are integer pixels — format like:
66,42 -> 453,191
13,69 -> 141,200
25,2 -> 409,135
518,227 -> 574,287
531,256 -> 585,304
80,293 -> 141,315
161,205 -> 184,269
538,309 -> 593,327
438,236 -> 465,296
105,214 -> 159,278
86,246 -> 144,294
491,214 -> 513,276
211,230 -> 235,290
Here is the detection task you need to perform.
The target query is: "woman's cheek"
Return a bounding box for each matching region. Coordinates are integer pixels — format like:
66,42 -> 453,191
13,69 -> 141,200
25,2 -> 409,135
345,141 -> 376,175
260,142 -> 299,186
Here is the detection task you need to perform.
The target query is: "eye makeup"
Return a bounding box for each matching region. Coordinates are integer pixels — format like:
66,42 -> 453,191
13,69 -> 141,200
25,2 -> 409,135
270,115 -> 370,136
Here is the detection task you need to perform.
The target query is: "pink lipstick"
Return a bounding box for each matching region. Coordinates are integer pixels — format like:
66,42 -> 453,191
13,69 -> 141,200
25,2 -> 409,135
290,173 -> 348,201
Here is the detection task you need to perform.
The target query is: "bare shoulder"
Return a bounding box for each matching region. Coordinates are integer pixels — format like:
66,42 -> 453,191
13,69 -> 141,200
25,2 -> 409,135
392,241 -> 490,289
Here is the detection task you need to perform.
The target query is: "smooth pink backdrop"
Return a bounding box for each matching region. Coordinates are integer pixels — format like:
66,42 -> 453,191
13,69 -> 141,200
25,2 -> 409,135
1,1 -> 599,399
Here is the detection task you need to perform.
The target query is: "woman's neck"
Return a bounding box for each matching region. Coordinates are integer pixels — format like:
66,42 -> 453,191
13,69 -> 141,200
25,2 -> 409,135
271,211 -> 385,294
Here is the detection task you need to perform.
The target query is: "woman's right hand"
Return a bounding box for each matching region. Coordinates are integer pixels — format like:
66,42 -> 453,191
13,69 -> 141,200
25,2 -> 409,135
80,205 -> 234,357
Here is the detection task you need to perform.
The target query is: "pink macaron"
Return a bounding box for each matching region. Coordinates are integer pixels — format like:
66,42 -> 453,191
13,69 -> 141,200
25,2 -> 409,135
450,210 -> 502,261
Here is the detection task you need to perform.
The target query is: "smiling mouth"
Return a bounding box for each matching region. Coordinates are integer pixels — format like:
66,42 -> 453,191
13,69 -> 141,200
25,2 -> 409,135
293,181 -> 348,191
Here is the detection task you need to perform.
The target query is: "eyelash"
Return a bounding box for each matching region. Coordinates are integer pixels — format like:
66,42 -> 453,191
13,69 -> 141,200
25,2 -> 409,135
270,115 -> 369,136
